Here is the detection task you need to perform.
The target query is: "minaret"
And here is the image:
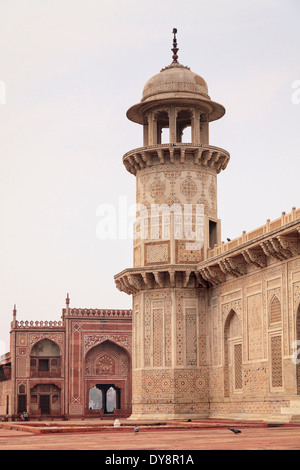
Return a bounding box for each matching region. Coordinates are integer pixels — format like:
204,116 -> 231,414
115,31 -> 230,420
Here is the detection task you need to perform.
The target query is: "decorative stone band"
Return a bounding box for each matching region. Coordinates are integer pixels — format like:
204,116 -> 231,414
198,222 -> 300,287
141,80 -> 209,102
63,309 -> 132,318
208,207 -> 300,258
13,320 -> 64,329
123,143 -> 230,176
116,222 -> 300,293
11,310 -> 133,329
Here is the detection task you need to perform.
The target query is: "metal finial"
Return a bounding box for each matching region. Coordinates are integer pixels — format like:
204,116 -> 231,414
172,28 -> 179,63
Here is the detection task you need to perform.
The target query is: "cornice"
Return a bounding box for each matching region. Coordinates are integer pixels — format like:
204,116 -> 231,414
123,143 -> 230,176
115,220 -> 300,293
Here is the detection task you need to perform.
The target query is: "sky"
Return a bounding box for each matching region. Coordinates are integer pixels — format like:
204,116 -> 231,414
0,0 -> 299,352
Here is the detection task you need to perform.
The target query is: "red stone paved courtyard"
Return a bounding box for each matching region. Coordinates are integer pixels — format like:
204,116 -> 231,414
1,420 -> 300,450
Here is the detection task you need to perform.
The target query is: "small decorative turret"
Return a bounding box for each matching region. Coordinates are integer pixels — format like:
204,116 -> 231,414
12,304 -> 17,327
66,292 -> 70,307
62,293 -> 70,321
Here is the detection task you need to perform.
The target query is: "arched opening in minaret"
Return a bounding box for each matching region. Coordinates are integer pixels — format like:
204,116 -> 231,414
161,127 -> 169,144
181,126 -> 191,143
155,110 -> 169,144
176,109 -> 193,143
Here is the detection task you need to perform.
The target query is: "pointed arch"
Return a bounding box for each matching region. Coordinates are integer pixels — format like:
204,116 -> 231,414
30,338 -> 61,357
154,109 -> 170,145
85,339 -> 131,376
30,339 -> 61,377
85,340 -> 131,416
224,310 -> 242,397
176,108 -> 193,143
269,295 -> 282,325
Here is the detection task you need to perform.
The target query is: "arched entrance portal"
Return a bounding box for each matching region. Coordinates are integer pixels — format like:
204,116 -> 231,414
85,340 -> 131,417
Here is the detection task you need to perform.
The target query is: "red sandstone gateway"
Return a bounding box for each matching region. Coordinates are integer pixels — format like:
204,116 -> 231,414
0,299 -> 132,420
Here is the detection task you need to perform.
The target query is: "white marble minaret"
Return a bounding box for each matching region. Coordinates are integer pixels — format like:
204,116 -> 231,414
115,30 -> 229,419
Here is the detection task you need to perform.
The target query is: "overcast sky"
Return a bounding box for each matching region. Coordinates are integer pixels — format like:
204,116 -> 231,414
0,0 -> 299,352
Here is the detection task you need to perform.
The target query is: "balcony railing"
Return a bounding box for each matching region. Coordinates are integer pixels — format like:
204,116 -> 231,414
30,369 -> 61,378
207,207 -> 300,259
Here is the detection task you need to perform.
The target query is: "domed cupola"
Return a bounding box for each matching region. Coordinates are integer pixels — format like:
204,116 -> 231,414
127,28 -> 225,125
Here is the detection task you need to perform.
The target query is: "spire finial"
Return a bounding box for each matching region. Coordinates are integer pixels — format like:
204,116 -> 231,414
172,28 -> 179,63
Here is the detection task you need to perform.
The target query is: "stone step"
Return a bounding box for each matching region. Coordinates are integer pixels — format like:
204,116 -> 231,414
281,398 -> 300,422
289,415 -> 300,423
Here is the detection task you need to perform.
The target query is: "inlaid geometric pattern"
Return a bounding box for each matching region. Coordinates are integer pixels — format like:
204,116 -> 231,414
133,369 -> 209,411
144,301 -> 151,367
134,301 -> 140,369
164,299 -> 172,367
176,241 -> 203,263
150,179 -> 165,199
185,309 -> 197,365
243,364 -> 268,394
234,343 -> 242,390
134,246 -> 141,267
271,335 -> 283,388
164,170 -> 181,180
247,294 -> 263,360
145,242 -> 169,265
208,177 -> 216,210
153,308 -> 164,367
143,292 -> 172,369
180,177 -> 197,199
270,296 -> 281,324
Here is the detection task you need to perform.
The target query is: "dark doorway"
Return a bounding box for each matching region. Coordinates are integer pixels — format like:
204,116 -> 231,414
18,395 -> 26,414
209,220 -> 217,248
38,359 -> 49,372
40,395 -> 50,414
